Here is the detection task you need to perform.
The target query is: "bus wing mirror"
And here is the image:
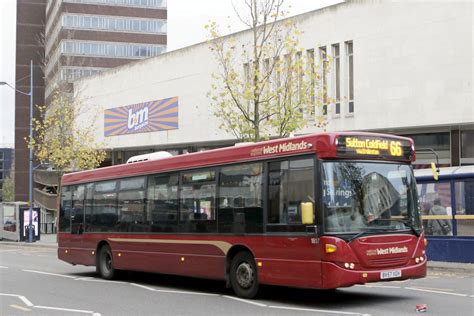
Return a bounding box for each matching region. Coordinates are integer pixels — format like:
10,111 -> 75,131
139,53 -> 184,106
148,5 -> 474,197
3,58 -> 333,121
301,202 -> 314,225
431,162 -> 439,181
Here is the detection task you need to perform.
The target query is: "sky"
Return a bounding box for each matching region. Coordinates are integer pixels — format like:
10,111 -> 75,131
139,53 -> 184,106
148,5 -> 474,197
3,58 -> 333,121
0,0 -> 342,148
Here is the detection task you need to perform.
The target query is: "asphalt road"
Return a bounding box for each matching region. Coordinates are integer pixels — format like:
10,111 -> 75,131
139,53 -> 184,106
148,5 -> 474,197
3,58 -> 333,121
0,244 -> 473,316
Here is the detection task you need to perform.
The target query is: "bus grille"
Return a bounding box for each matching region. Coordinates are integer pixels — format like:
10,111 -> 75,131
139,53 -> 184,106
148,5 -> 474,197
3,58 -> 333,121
368,257 -> 407,267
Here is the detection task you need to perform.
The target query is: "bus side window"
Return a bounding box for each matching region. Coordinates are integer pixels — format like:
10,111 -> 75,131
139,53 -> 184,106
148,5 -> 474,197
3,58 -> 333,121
147,173 -> 179,232
218,163 -> 263,233
267,157 -> 315,233
71,185 -> 85,234
179,169 -> 217,233
59,186 -> 72,233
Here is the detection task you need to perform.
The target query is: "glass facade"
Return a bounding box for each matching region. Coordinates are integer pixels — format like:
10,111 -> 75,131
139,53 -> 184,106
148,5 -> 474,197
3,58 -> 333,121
64,0 -> 166,8
62,40 -> 165,58
63,14 -> 167,34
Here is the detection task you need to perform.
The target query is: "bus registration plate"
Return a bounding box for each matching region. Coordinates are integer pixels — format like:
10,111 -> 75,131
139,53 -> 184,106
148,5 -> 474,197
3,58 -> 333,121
380,270 -> 401,280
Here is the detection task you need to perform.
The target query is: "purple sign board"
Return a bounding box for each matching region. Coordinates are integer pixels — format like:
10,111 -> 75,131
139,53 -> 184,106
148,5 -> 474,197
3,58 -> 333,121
104,97 -> 179,137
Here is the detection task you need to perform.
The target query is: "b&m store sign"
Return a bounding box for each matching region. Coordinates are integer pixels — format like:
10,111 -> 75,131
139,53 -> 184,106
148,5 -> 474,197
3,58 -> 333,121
104,97 -> 178,137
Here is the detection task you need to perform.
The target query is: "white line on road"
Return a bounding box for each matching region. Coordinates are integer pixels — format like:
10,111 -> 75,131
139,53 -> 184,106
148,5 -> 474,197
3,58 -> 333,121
222,295 -> 267,307
34,305 -> 100,315
154,289 -> 219,296
356,285 -> 401,289
75,278 -> 128,284
130,283 -> 157,291
0,293 -> 34,307
404,287 -> 468,297
0,266 -> 8,269
22,269 -> 77,279
268,305 -> 369,315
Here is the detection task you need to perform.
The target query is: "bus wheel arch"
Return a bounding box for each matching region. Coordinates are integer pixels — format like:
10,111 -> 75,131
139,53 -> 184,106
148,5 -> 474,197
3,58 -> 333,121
226,246 -> 259,298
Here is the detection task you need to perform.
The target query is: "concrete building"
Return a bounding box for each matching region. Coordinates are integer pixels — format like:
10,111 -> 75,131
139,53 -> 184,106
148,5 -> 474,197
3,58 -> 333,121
14,0 -> 47,203
74,0 -> 473,167
45,0 -> 168,102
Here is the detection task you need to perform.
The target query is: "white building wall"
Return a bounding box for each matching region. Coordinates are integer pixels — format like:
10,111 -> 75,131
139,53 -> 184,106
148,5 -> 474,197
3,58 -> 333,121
75,0 -> 473,150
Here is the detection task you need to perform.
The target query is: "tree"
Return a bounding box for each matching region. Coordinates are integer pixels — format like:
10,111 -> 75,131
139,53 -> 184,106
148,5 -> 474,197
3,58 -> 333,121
2,175 -> 15,202
28,91 -> 106,183
206,0 -> 330,142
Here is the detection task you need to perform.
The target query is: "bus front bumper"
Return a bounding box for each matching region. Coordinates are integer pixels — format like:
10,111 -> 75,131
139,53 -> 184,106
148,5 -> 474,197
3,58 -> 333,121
321,260 -> 427,289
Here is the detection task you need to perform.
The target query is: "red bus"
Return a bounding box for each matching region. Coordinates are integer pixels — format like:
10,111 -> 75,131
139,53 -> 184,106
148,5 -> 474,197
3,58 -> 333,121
58,132 -> 427,298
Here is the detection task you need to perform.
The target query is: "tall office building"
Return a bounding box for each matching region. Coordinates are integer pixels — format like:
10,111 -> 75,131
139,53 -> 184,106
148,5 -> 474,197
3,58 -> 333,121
14,0 -> 47,203
44,0 -> 167,101
18,0 -> 168,229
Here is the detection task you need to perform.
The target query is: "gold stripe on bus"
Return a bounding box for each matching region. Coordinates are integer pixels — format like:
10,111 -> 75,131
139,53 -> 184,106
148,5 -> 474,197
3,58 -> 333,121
108,238 -> 232,255
421,215 -> 453,220
454,215 -> 474,220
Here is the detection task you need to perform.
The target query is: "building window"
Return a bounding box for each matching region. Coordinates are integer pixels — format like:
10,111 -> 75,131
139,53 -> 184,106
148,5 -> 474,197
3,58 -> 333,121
319,46 -> 328,116
306,48 -> 315,117
332,43 -> 340,115
346,41 -> 354,114
461,130 -> 474,165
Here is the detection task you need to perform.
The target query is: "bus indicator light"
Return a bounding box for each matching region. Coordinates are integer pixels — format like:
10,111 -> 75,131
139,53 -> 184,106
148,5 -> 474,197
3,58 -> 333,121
257,261 -> 263,267
181,257 -> 185,262
325,244 -> 337,253
91,251 -> 95,255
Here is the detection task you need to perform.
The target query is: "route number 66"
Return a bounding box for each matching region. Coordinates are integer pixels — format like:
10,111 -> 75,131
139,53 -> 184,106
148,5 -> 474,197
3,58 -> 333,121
390,141 -> 402,156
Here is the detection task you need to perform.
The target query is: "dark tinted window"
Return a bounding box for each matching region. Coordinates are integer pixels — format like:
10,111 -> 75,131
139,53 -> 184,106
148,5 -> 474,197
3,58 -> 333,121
117,177 -> 146,232
180,169 -> 217,233
59,186 -> 72,232
147,173 -> 179,232
71,185 -> 85,234
267,157 -> 315,232
91,180 -> 118,232
218,163 -> 263,233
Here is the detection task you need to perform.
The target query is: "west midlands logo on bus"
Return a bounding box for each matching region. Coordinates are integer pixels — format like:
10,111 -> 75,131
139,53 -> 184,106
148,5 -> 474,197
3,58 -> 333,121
128,107 -> 149,131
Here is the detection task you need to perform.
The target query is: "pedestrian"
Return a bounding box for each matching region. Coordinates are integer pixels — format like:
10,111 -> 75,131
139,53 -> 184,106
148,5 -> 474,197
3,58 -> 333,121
427,198 -> 452,236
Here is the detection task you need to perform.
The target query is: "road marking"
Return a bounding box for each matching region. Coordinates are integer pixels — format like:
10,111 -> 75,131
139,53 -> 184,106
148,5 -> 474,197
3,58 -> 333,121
75,278 -> 128,284
22,269 -> 76,279
268,305 -> 368,315
405,287 -> 468,297
130,283 -> 157,291
10,304 -> 32,312
0,293 -> 34,307
409,286 -> 454,292
0,266 -> 8,269
34,305 -> 100,315
223,295 -> 267,307
154,289 -> 219,296
357,285 -> 401,289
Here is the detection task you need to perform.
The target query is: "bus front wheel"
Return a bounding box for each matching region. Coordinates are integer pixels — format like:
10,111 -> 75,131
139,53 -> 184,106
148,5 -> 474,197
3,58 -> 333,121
97,245 -> 119,280
230,252 -> 259,299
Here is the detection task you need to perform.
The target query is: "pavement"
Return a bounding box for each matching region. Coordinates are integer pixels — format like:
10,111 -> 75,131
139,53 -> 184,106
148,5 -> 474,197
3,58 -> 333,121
1,234 -> 473,275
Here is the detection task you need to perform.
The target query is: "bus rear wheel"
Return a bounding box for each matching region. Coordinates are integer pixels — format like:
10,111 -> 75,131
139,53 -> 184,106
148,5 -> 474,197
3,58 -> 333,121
230,252 -> 259,299
97,245 -> 119,280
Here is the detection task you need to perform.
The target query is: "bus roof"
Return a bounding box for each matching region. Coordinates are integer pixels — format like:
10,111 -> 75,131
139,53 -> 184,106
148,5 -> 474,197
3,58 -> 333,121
62,131 -> 414,186
414,165 -> 474,181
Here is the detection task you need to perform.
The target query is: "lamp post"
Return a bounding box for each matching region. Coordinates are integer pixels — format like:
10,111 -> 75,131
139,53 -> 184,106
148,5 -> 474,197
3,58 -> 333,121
0,60 -> 35,243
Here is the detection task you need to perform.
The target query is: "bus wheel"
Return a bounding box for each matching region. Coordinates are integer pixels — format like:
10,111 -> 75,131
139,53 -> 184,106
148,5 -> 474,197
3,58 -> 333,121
230,252 -> 259,299
97,245 -> 118,280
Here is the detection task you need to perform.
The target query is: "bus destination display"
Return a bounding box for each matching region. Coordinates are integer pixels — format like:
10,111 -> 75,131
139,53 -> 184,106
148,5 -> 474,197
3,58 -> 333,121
337,135 -> 412,160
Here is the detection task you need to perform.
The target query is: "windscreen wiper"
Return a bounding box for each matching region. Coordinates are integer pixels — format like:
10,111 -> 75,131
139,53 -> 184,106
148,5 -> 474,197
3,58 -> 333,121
390,219 -> 421,237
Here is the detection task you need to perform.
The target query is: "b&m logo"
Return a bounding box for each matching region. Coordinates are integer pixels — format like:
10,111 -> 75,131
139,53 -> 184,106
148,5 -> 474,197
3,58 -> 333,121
104,97 -> 178,137
128,107 -> 149,131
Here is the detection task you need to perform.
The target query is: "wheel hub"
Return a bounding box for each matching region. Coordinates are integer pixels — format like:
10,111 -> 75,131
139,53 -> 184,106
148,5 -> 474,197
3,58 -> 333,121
236,262 -> 254,289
